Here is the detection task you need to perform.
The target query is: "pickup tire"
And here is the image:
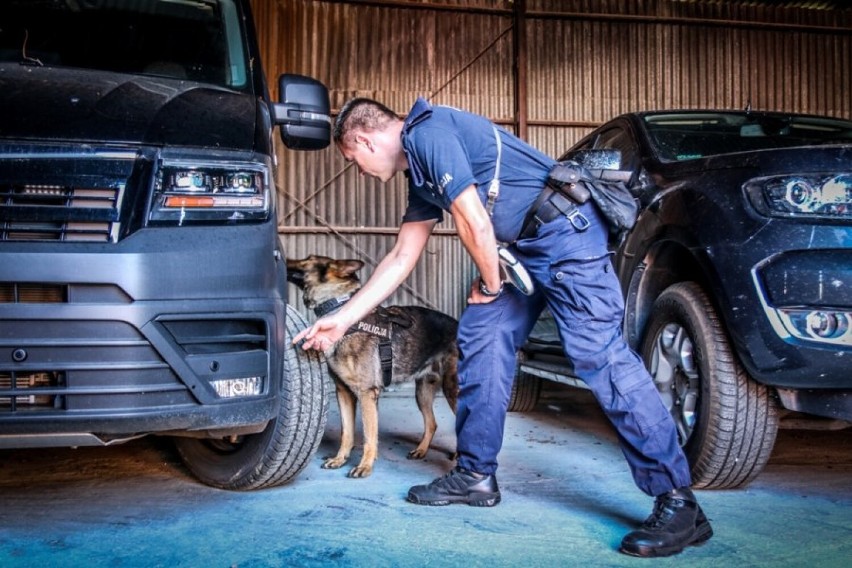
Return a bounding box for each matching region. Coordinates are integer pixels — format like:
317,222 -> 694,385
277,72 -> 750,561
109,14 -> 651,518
507,352 -> 542,412
641,282 -> 779,489
174,305 -> 330,490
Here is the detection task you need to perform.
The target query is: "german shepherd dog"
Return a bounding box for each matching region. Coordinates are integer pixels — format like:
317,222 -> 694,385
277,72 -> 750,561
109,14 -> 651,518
286,255 -> 459,478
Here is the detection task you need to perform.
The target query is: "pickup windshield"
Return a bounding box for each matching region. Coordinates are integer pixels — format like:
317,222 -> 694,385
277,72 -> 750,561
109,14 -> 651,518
0,0 -> 247,88
644,112 -> 852,161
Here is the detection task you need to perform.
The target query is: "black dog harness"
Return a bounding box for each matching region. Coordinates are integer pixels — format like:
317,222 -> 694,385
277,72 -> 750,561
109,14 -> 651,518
311,296 -> 412,387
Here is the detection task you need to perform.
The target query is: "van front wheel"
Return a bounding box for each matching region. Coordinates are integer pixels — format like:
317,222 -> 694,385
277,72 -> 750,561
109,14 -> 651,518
174,305 -> 329,490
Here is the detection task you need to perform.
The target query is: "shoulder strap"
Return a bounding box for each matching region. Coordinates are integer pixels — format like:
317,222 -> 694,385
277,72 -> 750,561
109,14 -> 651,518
485,126 -> 501,217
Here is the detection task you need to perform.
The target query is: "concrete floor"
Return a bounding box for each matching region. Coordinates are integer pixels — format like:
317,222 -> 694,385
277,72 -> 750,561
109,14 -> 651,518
0,382 -> 850,568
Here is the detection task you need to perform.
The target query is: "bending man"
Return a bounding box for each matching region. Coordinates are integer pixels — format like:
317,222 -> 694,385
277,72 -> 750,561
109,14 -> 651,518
294,97 -> 713,557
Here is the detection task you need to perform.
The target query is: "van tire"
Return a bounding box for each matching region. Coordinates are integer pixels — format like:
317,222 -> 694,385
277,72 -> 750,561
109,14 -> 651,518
174,305 -> 329,490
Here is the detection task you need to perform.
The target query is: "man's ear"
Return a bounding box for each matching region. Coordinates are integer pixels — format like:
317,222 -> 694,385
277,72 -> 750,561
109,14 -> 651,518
354,133 -> 373,151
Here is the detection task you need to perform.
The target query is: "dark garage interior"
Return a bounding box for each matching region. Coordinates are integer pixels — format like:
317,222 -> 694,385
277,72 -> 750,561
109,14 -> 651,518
1,1 -> 850,566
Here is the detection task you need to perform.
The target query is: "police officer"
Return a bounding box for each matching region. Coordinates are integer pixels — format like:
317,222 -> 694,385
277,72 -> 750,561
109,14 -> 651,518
294,97 -> 713,557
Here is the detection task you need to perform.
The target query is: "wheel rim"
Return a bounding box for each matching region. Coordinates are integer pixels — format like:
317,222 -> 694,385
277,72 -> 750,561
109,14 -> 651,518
203,437 -> 245,454
649,322 -> 700,446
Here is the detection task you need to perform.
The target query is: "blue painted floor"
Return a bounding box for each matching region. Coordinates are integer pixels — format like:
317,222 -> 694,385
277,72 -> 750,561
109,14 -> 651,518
1,383 -> 850,567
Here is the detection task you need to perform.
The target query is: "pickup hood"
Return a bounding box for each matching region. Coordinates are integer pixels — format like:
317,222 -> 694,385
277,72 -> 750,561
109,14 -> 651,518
0,64 -> 257,150
660,145 -> 852,176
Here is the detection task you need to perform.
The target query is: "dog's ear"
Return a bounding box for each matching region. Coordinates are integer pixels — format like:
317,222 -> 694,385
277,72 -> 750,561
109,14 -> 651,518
332,259 -> 364,277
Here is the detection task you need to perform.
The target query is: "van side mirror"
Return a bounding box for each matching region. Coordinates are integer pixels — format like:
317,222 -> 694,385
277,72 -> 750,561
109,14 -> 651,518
273,74 -> 331,150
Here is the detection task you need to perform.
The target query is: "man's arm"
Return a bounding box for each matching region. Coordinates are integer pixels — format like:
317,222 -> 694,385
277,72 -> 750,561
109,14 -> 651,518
450,185 -> 502,303
293,218 -> 437,351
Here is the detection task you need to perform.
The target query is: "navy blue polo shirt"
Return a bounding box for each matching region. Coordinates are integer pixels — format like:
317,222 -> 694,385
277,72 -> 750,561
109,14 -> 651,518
400,98 -> 556,243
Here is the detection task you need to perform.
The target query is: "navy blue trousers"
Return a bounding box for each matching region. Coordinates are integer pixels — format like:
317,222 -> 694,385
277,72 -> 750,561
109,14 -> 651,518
454,201 -> 692,497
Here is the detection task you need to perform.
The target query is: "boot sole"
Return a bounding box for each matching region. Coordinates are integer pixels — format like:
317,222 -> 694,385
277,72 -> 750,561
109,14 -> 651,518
619,520 -> 714,558
406,492 -> 501,507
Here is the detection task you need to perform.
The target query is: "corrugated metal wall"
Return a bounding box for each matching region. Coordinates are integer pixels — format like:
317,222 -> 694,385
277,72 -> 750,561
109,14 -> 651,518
251,0 -> 852,320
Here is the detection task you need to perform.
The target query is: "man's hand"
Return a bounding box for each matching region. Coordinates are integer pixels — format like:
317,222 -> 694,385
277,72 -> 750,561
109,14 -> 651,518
467,277 -> 501,304
292,221 -> 436,353
292,315 -> 350,353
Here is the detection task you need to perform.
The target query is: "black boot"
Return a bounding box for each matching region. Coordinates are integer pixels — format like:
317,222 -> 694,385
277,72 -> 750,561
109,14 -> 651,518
407,466 -> 501,507
619,488 -> 713,557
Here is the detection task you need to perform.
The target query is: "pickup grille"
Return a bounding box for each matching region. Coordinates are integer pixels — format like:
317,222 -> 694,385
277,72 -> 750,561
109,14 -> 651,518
0,147 -> 136,243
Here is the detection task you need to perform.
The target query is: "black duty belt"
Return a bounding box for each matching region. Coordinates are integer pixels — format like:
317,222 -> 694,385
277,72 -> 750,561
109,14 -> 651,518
517,187 -> 590,241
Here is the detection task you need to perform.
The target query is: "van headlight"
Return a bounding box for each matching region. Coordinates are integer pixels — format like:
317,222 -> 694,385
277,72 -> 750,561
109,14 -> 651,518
746,174 -> 852,219
149,161 -> 269,224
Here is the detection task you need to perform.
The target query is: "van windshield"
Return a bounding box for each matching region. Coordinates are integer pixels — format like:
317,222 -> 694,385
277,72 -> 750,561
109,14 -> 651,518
0,0 -> 248,89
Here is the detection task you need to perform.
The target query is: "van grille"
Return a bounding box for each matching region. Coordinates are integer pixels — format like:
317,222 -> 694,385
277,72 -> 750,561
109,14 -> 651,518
0,321 -> 190,414
0,368 -> 192,414
0,371 -> 59,411
162,319 -> 268,354
0,146 -> 136,243
0,283 -> 66,303
0,283 -> 131,304
0,185 -> 120,242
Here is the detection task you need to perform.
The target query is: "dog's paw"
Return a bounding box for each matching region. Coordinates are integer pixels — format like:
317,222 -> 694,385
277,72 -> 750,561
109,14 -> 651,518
407,448 -> 428,460
322,456 -> 347,470
347,464 -> 373,478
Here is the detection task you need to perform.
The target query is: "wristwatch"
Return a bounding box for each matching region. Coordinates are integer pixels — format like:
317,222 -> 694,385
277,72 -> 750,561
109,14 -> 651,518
479,279 -> 504,297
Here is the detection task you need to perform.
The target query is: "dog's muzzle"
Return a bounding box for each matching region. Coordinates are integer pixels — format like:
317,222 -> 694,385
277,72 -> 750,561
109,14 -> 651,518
286,270 -> 305,287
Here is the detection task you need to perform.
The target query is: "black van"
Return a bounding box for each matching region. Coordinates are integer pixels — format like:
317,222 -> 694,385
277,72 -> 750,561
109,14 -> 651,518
0,0 -> 331,490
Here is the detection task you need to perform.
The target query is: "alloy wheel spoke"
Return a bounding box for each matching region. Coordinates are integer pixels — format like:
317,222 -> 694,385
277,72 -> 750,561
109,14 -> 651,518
652,322 -> 700,444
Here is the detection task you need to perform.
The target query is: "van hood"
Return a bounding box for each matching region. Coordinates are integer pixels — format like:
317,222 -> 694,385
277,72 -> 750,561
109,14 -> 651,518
0,65 -> 257,150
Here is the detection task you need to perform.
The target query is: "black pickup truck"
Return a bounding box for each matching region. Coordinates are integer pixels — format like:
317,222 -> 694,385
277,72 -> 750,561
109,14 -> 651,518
0,0 -> 331,490
510,110 -> 852,490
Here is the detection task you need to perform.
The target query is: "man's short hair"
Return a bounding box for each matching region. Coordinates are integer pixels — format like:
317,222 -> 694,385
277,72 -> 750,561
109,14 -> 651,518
333,98 -> 398,146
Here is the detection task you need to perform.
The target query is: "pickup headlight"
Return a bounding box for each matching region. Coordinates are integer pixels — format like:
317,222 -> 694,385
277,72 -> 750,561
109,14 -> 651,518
149,161 -> 269,224
746,174 -> 852,219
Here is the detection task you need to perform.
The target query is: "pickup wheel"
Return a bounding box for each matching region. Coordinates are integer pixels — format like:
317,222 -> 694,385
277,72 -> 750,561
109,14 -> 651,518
641,282 -> 779,489
174,305 -> 330,490
507,352 -> 542,412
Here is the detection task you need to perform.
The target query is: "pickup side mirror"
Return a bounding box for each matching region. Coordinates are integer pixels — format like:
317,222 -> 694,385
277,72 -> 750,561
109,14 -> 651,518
561,148 -> 633,183
562,148 -> 622,171
273,74 -> 331,150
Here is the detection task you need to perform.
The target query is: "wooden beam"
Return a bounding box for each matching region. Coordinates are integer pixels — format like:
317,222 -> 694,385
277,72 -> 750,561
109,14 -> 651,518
278,226 -> 459,236
513,0 -> 528,141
